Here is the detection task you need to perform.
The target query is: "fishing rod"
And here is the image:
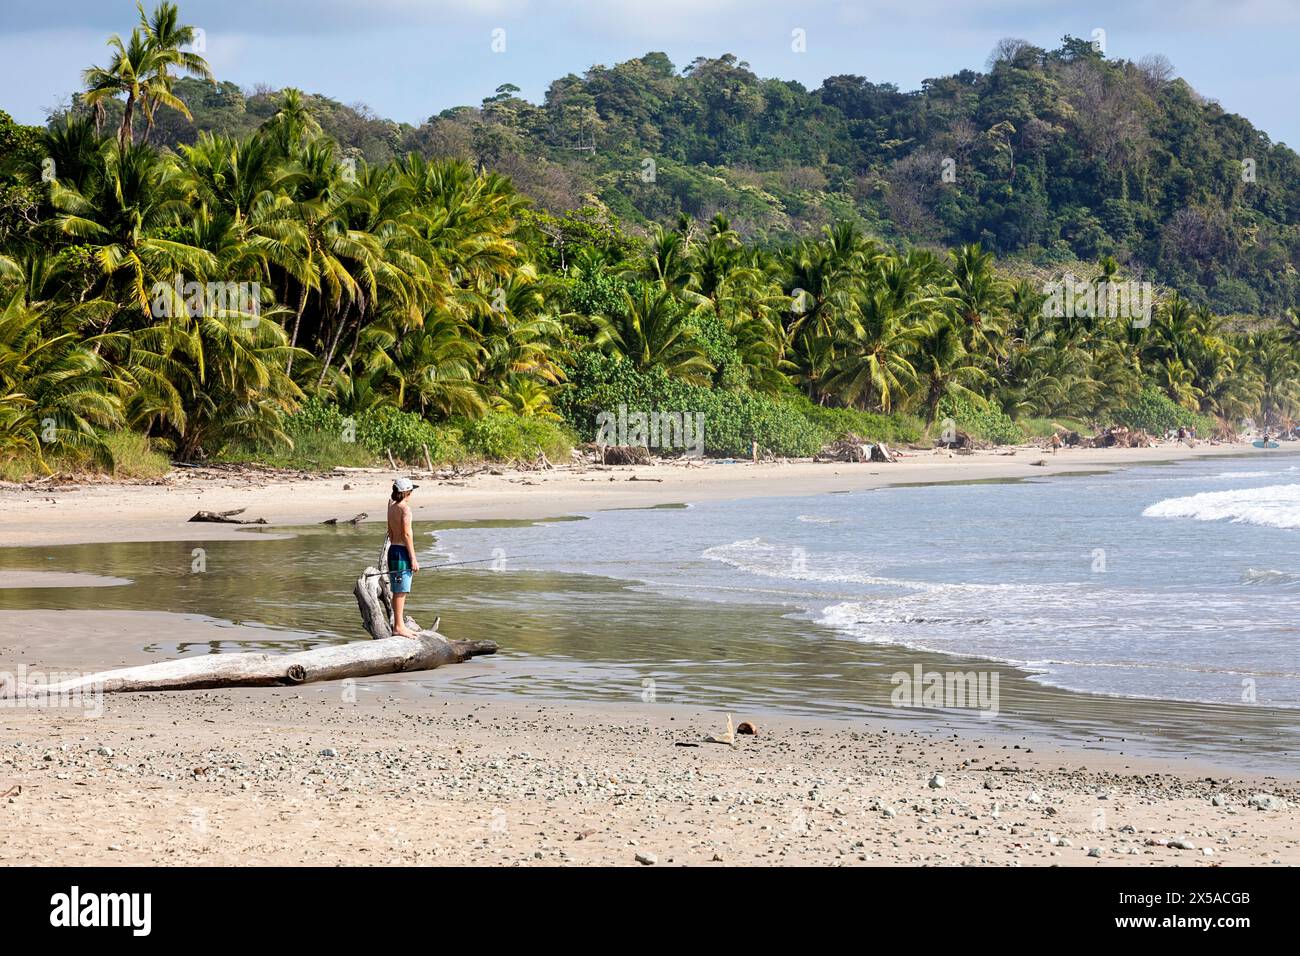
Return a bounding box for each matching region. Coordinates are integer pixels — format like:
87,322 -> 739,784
362,553 -> 545,578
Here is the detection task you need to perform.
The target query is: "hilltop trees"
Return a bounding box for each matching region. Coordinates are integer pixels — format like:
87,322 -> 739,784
81,2 -> 211,147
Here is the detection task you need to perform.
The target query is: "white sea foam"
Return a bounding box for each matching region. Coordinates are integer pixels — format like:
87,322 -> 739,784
704,538 -> 1081,599
702,538 -> 904,587
1242,567 -> 1300,588
1210,466 -> 1298,480
1142,483 -> 1300,530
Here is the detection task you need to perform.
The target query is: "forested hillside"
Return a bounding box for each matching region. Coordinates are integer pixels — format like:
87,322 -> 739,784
50,37 -> 1300,317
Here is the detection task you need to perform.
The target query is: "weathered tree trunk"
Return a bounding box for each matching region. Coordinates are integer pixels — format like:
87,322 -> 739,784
317,305 -> 351,388
6,567 -> 495,696
285,283 -> 309,375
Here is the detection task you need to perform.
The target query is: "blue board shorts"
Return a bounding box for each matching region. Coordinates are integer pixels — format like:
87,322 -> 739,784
388,544 -> 414,594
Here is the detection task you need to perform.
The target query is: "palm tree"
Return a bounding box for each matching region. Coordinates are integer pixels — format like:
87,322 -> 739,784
788,328 -> 836,403
492,376 -> 561,420
594,285 -> 714,385
474,271 -> 564,392
355,313 -> 484,419
1144,294 -> 1200,366
946,243 -> 1009,361
1249,332 -> 1300,428
1154,358 -> 1203,410
260,89 -> 323,158
912,317 -> 990,427
825,288 -> 923,411
82,27 -> 190,148
135,1 -> 214,143
123,296 -> 303,460
636,224 -> 691,292
823,219 -> 877,273
782,238 -> 858,341
34,117 -> 108,197
274,139 -> 372,376
51,140 -> 214,316
0,292 -> 123,470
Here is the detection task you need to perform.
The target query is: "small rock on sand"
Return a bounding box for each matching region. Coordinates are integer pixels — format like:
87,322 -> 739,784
1248,793 -> 1288,811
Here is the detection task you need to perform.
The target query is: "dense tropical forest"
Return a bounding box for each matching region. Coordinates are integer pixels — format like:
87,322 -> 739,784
2,2 -> 1299,477
56,32 -> 1300,317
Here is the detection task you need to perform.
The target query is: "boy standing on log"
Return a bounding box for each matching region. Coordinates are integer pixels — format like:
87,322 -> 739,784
387,477 -> 421,637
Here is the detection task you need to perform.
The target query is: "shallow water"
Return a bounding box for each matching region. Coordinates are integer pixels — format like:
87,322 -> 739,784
3,452 -> 1300,772
436,453 -> 1300,709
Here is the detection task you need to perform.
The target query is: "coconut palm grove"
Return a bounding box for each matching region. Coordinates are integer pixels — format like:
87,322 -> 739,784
3,2 -> 1299,477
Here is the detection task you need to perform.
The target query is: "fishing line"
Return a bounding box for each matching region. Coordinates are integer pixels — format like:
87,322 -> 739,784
362,553 -> 546,578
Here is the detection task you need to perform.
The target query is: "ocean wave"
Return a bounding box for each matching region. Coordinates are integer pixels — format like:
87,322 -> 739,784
818,601 -> 998,629
702,538 -> 905,587
796,514 -> 842,524
1210,466 -> 1298,480
703,538 -> 1088,598
815,601 -> 1046,669
1142,483 -> 1300,530
1241,567 -> 1300,588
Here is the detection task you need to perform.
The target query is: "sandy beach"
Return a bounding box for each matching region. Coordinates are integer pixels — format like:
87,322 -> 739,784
0,441 -> 1257,548
2,666 -> 1297,867
2,439 -> 1299,866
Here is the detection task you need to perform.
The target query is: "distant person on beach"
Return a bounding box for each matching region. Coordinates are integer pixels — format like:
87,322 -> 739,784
386,477 -> 421,637
1050,433 -> 1061,454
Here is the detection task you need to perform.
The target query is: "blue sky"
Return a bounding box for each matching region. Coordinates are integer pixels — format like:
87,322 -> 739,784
3,0 -> 1299,148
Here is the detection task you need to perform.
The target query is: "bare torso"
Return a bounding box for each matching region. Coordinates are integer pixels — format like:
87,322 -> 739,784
387,499 -> 410,542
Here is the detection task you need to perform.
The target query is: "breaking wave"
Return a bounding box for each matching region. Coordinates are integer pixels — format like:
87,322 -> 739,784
1143,484 -> 1300,530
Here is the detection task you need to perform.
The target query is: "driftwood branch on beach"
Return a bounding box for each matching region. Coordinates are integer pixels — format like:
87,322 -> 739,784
5,566 -> 496,697
187,508 -> 267,525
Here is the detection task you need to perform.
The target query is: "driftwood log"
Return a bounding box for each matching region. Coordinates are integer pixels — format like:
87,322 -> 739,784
188,508 -> 267,525
321,512 -> 367,526
869,442 -> 896,463
599,444 -> 652,465
4,566 -> 495,696
819,436 -> 869,462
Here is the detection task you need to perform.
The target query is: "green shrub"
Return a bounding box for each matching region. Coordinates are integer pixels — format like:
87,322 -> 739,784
938,396 -> 1024,445
257,398 -> 463,467
1114,387 -> 1215,435
354,405 -> 462,463
456,411 -> 574,461
0,430 -> 170,481
787,394 -> 924,444
101,431 -> 172,478
285,397 -> 352,437
282,401 -> 577,467
558,352 -> 830,457
1017,416 -> 1092,439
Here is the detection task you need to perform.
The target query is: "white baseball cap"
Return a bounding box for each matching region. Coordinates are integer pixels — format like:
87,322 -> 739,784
393,477 -> 419,493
